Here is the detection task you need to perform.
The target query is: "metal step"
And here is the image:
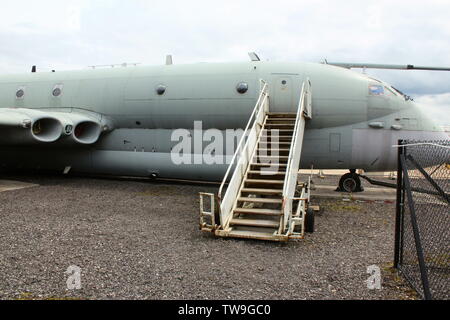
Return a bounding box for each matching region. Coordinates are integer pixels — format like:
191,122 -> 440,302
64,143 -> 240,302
262,129 -> 294,134
266,122 -> 295,126
241,187 -> 283,195
253,162 -> 288,166
267,113 -> 297,118
257,148 -> 290,153
238,197 -> 282,204
256,155 -> 289,159
245,179 -> 284,185
234,208 -> 282,216
254,155 -> 289,163
247,170 -> 286,175
260,133 -> 293,137
257,150 -> 290,157
264,124 -> 295,129
247,172 -> 286,179
258,141 -> 292,146
230,218 -> 279,228
260,136 -> 293,141
266,118 -> 296,122
250,163 -> 287,167
221,229 -> 288,241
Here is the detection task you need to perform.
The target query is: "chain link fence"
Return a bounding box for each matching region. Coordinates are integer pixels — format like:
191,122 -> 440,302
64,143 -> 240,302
395,140 -> 450,300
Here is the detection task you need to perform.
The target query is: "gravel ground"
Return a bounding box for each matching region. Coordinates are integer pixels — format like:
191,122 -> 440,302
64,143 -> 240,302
0,173 -> 417,300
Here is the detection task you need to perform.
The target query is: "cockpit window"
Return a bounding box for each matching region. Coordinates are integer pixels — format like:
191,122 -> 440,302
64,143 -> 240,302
368,76 -> 412,101
384,86 -> 398,96
369,84 -> 384,95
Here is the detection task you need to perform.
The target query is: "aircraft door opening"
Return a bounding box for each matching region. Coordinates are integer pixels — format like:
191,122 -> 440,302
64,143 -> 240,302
271,76 -> 294,112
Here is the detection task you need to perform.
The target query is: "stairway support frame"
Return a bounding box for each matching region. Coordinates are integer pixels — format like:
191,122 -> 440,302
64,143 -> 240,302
199,78 -> 313,241
199,192 -> 217,232
281,79 -> 312,236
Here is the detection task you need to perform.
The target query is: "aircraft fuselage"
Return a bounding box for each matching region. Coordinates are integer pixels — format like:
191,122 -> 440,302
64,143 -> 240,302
0,61 -> 446,180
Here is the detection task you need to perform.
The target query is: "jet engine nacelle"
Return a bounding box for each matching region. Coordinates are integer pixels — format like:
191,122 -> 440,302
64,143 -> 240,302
48,112 -> 103,145
0,108 -> 106,145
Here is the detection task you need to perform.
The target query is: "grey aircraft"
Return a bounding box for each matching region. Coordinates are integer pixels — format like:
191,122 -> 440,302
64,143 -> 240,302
0,54 -> 448,192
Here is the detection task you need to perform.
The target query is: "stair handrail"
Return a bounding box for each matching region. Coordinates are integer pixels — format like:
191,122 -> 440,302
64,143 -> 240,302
217,79 -> 269,225
281,79 -> 311,232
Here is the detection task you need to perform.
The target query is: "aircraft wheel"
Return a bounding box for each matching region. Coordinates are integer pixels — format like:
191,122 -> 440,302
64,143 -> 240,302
338,173 -> 363,193
305,208 -> 315,233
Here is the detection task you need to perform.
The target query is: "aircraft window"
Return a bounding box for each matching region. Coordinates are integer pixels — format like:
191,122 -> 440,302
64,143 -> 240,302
52,88 -> 62,97
281,80 -> 287,85
52,84 -> 63,97
156,84 -> 166,95
236,82 -> 248,94
16,89 -> 24,99
369,84 -> 384,95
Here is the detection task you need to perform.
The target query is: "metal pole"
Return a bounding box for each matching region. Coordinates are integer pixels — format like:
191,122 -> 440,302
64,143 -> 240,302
394,140 -> 403,268
400,155 -> 433,300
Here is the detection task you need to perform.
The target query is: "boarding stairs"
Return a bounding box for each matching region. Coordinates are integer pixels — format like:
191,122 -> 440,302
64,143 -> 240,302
200,79 -> 312,241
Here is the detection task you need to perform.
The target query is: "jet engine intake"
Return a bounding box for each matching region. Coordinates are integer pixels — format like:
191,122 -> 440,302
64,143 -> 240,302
73,120 -> 102,144
31,117 -> 63,143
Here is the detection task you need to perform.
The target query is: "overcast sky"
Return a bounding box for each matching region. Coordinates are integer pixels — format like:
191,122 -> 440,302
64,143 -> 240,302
0,0 -> 448,124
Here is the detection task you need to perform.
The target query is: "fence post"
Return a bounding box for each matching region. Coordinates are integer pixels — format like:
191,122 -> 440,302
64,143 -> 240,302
400,155 -> 433,300
394,140 -> 403,268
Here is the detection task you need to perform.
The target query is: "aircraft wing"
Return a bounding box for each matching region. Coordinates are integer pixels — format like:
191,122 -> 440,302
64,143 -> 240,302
0,108 -> 33,127
0,108 -> 108,145
324,62 -> 450,71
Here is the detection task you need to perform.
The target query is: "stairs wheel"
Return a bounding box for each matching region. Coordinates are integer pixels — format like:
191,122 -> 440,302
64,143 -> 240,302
305,208 -> 315,233
214,209 -> 220,228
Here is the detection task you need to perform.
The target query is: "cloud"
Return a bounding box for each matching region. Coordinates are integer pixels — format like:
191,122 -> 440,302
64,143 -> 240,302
0,0 -> 85,35
414,93 -> 450,125
0,0 -> 449,99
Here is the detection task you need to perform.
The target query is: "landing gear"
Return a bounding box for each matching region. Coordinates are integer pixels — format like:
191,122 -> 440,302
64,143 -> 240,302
336,170 -> 364,193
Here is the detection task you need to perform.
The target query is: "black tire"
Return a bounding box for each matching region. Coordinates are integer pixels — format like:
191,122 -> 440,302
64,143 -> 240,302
214,206 -> 221,228
305,208 -> 315,233
338,173 -> 362,193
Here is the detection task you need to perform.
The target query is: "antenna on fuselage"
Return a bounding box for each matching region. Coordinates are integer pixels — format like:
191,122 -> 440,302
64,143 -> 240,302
248,52 -> 260,62
88,63 -> 141,69
31,65 -> 36,73
166,55 -> 173,65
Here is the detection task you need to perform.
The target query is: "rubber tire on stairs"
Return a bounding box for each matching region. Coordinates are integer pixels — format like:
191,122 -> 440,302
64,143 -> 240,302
305,208 -> 315,233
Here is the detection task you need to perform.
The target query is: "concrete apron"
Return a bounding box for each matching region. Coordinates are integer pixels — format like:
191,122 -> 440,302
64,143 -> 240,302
0,180 -> 39,193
